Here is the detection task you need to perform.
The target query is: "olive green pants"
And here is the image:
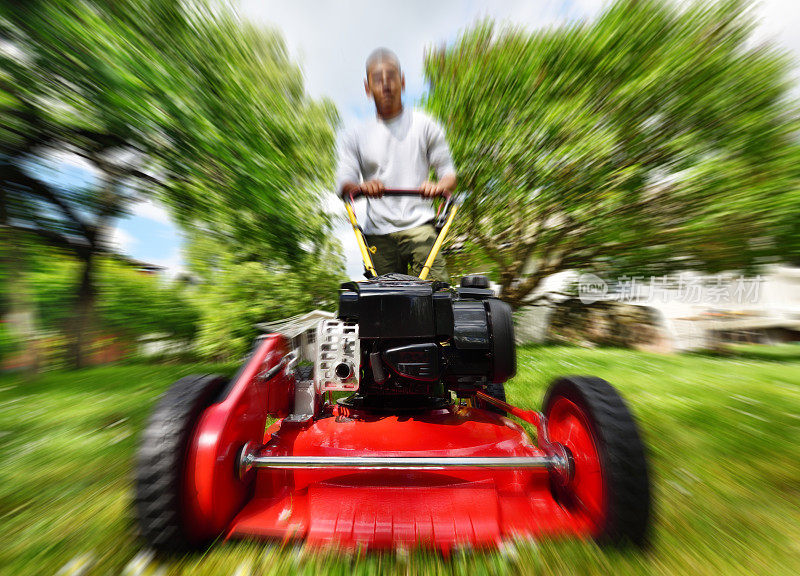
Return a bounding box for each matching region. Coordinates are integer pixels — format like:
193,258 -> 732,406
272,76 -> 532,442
364,223 -> 450,282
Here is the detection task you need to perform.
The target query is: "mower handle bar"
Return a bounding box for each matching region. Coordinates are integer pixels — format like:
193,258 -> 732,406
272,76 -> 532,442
347,188 -> 451,203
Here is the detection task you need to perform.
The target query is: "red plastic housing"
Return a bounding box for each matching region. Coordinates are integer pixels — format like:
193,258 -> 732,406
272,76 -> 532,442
182,334 -> 294,542
181,334 -> 603,550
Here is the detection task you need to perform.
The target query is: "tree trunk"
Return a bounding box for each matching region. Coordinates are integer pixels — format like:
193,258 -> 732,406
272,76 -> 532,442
502,273 -> 546,311
66,250 -> 96,369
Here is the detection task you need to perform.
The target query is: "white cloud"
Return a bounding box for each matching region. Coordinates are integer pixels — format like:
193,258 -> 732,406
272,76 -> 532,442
145,248 -> 187,280
130,199 -> 172,226
42,149 -> 100,178
109,226 -> 137,253
333,220 -> 365,280
240,0 -> 600,128
323,191 -> 367,279
752,0 -> 800,75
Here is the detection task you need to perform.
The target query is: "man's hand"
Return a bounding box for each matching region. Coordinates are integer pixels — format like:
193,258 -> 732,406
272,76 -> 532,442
359,179 -> 385,198
419,180 -> 447,198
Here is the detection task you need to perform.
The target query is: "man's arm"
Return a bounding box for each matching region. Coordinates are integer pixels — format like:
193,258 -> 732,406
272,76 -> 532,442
336,130 -> 384,198
420,115 -> 457,197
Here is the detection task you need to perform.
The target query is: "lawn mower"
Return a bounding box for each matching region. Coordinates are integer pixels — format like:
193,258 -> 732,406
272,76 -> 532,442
134,189 -> 651,553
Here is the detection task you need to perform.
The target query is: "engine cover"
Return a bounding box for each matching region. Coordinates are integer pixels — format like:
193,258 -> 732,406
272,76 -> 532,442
338,276 -> 453,339
335,274 -> 516,403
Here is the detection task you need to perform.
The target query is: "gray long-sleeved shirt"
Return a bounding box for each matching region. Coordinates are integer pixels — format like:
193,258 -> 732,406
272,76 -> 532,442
335,108 -> 456,235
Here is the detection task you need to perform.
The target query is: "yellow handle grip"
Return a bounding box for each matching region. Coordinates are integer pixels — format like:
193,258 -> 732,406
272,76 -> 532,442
344,200 -> 377,277
419,203 -> 458,280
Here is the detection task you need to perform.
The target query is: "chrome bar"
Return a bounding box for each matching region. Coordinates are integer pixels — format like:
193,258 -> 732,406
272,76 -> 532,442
244,453 -> 559,470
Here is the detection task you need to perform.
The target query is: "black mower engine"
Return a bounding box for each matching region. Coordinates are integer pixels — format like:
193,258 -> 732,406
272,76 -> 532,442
315,273 -> 515,410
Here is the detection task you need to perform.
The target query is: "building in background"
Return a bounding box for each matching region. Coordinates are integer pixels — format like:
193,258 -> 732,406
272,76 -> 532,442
515,265 -> 800,352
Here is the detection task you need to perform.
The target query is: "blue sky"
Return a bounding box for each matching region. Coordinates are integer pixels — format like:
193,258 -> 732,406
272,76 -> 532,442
31,153 -> 183,276
47,0 -> 800,280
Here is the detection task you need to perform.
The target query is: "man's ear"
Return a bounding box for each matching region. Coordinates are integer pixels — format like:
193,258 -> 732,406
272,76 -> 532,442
364,78 -> 371,97
401,73 -> 406,92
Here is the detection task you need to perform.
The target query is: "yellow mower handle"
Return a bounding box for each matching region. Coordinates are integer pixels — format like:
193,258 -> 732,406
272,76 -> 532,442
343,189 -> 459,280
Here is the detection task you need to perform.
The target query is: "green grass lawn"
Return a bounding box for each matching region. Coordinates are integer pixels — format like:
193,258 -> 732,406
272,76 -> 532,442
1,345 -> 799,575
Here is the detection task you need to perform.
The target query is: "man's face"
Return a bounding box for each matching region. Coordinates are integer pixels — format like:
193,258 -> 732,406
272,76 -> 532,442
365,58 -> 404,117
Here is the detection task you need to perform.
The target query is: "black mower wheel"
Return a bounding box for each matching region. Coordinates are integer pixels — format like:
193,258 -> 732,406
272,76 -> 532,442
134,373 -> 228,553
474,298 -> 515,415
486,298 -> 516,383
543,376 -> 651,547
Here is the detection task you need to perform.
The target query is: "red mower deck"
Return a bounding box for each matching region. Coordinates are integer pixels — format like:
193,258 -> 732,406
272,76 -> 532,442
225,407 -> 595,549
143,335 -> 630,553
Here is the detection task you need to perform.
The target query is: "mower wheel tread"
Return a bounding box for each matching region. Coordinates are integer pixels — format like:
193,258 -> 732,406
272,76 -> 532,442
543,376 -> 651,547
486,298 -> 516,383
134,373 -> 228,552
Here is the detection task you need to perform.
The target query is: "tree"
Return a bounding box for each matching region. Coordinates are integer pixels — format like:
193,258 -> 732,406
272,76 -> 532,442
95,259 -> 199,344
186,230 -> 345,361
424,0 -> 800,308
0,0 -> 337,365
146,6 -> 338,261
27,251 -> 199,357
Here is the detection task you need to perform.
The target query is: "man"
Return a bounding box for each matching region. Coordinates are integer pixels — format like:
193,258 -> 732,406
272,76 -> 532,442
336,48 -> 457,281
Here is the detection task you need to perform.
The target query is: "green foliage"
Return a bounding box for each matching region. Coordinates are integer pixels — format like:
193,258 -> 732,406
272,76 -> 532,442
27,253 -> 198,343
1,0 -> 336,256
425,0 -> 800,307
188,231 -> 345,360
0,321 -> 20,361
96,260 -> 199,342
147,6 -> 339,259
27,257 -> 77,333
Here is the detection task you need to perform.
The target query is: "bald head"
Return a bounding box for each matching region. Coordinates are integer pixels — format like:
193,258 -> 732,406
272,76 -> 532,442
364,47 -> 405,119
366,48 -> 401,75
